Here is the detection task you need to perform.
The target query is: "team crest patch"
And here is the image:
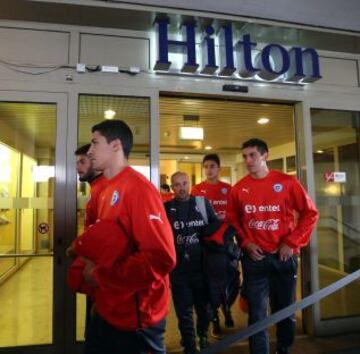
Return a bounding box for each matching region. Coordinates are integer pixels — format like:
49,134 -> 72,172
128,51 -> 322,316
221,188 -> 228,194
111,190 -> 120,206
273,183 -> 283,193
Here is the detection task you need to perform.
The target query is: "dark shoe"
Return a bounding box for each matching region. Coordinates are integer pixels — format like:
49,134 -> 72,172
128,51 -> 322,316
181,338 -> 198,354
184,350 -> 199,354
224,311 -> 235,328
210,319 -> 222,339
276,346 -> 289,354
199,336 -> 209,350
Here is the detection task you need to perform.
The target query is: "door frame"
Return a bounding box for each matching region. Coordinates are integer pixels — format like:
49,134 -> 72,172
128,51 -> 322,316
0,90 -> 68,354
298,97 -> 360,336
64,86 -> 159,354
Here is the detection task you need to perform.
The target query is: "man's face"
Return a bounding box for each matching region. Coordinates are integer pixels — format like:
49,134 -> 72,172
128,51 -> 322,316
76,154 -> 94,182
171,174 -> 190,201
88,131 -> 115,171
242,146 -> 268,175
203,160 -> 220,181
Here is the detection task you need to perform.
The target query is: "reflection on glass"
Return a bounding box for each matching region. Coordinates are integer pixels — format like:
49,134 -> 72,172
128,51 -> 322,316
0,102 -> 55,347
76,94 -> 151,341
311,108 -> 360,320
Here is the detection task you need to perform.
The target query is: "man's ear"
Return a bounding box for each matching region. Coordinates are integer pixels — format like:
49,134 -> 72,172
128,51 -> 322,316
111,138 -> 123,152
263,151 -> 269,161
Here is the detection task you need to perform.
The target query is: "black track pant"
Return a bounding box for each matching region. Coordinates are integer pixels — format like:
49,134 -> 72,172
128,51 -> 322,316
171,272 -> 209,352
242,253 -> 297,354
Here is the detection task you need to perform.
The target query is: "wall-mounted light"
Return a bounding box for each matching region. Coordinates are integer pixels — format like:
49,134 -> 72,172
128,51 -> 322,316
179,127 -> 204,140
179,115 -> 204,140
104,109 -> 116,120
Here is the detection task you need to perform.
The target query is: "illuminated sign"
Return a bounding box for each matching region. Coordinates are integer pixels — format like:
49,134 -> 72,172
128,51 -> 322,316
154,20 -> 322,83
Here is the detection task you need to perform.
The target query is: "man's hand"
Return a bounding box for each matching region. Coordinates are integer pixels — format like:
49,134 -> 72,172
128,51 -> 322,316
278,243 -> 293,262
82,258 -> 97,287
65,244 -> 76,258
245,242 -> 265,261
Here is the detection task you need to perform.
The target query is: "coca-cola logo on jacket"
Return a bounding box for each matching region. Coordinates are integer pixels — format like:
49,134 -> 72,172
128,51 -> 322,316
248,218 -> 280,231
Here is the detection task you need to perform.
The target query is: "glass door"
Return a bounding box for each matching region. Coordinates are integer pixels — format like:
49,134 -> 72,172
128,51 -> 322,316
0,93 -> 67,354
310,108 -> 360,333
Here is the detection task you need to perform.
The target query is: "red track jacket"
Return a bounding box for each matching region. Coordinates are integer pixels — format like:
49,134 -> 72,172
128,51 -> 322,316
67,220 -> 131,304
92,166 -> 176,330
227,170 -> 319,253
192,180 -> 232,220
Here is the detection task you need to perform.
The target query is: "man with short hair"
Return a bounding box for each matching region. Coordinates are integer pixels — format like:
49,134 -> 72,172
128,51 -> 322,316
192,154 -> 231,221
227,138 -> 319,354
73,144 -> 107,340
82,119 -> 176,354
192,153 -> 237,337
75,143 -> 106,228
165,171 -> 217,354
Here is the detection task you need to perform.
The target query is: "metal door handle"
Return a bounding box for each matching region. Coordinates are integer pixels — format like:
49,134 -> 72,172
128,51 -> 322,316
0,253 -> 53,258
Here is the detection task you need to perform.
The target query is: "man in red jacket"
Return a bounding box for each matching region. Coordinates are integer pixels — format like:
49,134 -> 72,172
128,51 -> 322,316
227,138 -> 319,354
74,144 -> 107,339
191,153 -> 231,221
191,153 -> 236,337
82,120 -> 176,354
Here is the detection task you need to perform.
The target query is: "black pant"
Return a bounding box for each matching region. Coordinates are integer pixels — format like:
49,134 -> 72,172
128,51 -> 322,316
85,296 -> 93,340
85,313 -> 166,354
171,272 -> 209,352
242,253 -> 298,354
205,249 -> 240,319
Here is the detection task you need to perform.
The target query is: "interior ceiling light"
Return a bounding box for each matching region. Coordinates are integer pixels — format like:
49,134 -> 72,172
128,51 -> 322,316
257,117 -> 269,125
104,109 -> 116,120
316,150 -> 324,154
205,145 -> 212,150
179,114 -> 204,140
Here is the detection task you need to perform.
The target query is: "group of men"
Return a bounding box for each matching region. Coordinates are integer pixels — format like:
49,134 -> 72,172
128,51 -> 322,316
67,119 -> 319,354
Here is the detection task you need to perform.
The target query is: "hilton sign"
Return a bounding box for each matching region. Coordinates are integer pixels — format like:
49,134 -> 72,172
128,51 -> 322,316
154,19 -> 322,83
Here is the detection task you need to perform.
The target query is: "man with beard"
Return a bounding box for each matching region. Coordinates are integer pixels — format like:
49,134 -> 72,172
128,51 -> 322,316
75,144 -> 107,229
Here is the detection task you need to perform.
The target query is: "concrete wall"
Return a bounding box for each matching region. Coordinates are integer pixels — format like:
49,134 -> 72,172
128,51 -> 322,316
0,23 -> 358,89
122,0 -> 360,32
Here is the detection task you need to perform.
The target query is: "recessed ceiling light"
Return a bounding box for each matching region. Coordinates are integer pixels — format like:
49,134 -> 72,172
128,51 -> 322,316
184,156 -> 189,160
257,117 -> 269,125
104,109 -> 116,120
205,145 -> 212,150
316,150 -> 324,154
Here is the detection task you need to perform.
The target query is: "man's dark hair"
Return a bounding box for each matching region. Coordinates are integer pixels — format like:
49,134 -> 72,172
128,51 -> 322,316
160,183 -> 170,192
242,138 -> 269,155
203,153 -> 220,167
75,143 -> 90,156
92,120 -> 133,158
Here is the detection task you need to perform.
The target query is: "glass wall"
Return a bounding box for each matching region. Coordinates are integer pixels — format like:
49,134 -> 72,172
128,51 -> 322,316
311,108 -> 360,320
75,94 -> 151,340
0,101 -> 55,347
